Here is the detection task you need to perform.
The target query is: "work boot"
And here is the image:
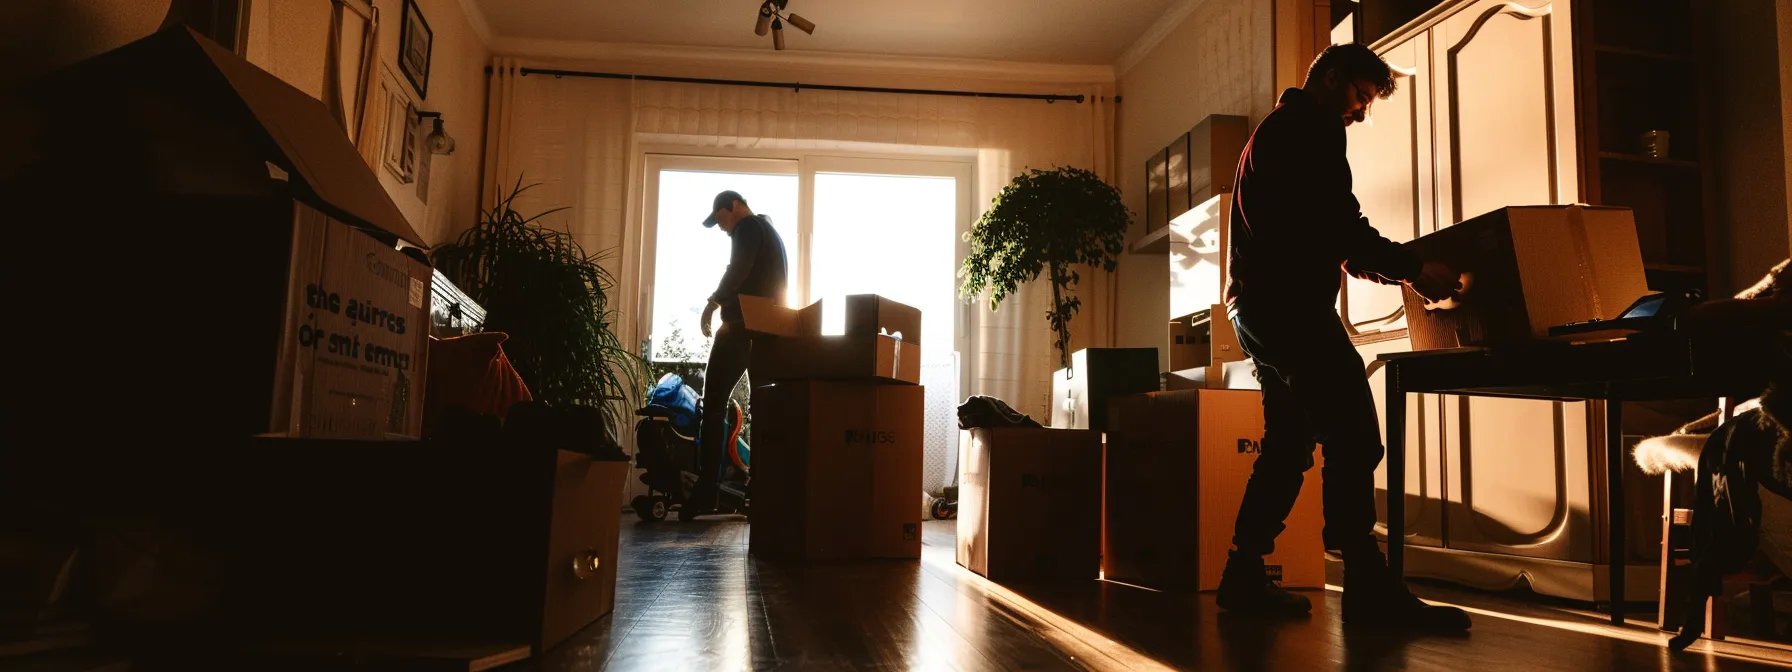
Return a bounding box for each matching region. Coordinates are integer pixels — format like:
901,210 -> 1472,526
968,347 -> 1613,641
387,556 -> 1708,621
1217,552 -> 1313,617
1340,546 -> 1471,632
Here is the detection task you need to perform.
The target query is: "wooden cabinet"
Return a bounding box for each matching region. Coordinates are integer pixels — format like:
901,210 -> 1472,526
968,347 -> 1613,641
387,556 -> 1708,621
1348,0 -> 1676,602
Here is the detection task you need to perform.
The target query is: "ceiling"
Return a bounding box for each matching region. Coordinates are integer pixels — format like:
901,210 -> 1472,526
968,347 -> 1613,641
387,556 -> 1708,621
474,0 -> 1182,65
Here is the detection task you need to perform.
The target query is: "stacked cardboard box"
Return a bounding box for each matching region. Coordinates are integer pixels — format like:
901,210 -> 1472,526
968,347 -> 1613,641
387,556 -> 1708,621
1104,390 -> 1323,591
738,295 -> 925,560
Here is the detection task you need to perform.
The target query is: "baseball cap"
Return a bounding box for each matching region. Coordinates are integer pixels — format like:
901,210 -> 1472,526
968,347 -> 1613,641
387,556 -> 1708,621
701,190 -> 747,228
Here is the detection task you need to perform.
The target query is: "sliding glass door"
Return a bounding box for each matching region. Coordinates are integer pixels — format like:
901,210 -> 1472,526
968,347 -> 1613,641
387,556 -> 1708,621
640,153 -> 974,497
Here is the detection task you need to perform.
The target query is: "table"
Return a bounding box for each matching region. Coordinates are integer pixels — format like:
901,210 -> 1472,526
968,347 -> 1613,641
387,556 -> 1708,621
1377,330 -> 1779,626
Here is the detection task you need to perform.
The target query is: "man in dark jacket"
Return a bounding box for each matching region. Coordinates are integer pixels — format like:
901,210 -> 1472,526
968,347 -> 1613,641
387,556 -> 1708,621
691,190 -> 788,514
1216,44 -> 1469,632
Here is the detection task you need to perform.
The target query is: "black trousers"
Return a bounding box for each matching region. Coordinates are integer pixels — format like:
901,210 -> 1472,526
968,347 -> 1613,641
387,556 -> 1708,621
695,321 -> 752,501
1228,302 -> 1385,557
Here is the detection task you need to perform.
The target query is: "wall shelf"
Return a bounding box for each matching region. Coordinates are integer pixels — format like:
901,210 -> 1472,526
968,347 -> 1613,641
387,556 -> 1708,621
1598,151 -> 1699,170
1593,44 -> 1690,63
1130,226 -> 1173,254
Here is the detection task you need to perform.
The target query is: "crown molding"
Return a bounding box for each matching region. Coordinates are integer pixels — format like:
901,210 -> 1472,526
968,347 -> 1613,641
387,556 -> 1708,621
452,0 -> 495,48
1115,0 -> 1210,79
489,37 -> 1116,85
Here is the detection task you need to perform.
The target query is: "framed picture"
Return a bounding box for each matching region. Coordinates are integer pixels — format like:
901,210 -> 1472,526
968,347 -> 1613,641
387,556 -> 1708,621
398,0 -> 433,99
383,94 -> 419,184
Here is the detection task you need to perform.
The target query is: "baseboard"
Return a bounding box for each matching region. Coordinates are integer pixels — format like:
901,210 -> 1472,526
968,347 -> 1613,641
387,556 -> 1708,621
1399,545 -> 1661,603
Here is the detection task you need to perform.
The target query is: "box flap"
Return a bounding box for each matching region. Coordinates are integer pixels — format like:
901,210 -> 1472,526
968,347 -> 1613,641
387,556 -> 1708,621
845,295 -> 922,345
16,27 -> 427,249
738,295 -> 803,337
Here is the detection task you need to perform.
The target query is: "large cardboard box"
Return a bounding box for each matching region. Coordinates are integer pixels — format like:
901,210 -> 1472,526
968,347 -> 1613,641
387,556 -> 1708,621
739,294 -> 921,384
223,442 -> 627,654
1104,390 -> 1323,591
957,427 -> 1103,582
750,380 -> 924,560
6,27 -> 434,444
1165,360 -> 1260,392
1402,205 -> 1649,351
272,205 -> 432,439
1050,348 -> 1159,431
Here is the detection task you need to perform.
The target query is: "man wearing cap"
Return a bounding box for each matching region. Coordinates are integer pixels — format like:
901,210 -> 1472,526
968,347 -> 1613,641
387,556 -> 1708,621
692,190 -> 788,515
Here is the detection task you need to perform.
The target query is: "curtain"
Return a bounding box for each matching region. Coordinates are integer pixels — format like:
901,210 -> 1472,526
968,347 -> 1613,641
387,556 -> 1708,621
481,67 -> 1116,421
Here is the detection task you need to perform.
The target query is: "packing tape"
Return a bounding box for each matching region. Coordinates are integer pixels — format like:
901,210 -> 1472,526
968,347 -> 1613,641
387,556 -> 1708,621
1565,206 -> 1603,318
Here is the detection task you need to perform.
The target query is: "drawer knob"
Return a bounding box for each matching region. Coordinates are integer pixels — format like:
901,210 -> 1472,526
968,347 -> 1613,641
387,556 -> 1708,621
572,548 -> 601,580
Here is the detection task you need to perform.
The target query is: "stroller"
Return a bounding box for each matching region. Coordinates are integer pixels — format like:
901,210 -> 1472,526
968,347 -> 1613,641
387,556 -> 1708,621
631,373 -> 751,522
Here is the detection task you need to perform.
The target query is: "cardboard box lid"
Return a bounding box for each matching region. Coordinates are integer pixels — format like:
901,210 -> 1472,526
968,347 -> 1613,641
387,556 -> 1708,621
737,295 -> 820,338
14,27 -> 428,250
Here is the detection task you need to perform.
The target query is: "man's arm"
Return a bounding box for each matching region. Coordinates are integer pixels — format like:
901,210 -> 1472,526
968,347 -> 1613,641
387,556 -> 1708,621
709,219 -> 762,307
1305,128 -> 1422,285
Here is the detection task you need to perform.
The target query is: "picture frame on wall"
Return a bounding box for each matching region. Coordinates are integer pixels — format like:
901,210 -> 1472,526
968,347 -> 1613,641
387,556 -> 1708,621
398,0 -> 433,99
383,94 -> 419,184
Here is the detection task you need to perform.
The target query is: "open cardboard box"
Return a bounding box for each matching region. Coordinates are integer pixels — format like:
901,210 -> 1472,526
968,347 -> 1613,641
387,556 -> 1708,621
738,294 -> 922,384
1401,205 -> 1649,351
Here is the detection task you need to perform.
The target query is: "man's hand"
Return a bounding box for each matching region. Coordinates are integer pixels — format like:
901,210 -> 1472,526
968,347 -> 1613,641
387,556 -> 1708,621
699,301 -> 718,338
1409,261 -> 1463,304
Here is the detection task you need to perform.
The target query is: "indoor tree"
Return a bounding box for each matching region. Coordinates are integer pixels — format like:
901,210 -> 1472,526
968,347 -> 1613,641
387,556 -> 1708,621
958,166 -> 1131,372
432,177 -> 644,439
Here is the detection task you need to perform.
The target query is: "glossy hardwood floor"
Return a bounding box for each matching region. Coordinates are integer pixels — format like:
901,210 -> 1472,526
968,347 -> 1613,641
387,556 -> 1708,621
527,517 -> 1791,671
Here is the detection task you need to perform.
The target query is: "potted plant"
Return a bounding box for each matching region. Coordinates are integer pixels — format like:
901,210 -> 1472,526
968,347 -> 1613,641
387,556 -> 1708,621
958,166 -> 1132,371
432,177 -> 643,441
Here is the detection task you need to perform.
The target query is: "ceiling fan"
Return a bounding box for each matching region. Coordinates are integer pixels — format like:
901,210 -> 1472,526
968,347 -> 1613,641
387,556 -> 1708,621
754,0 -> 815,50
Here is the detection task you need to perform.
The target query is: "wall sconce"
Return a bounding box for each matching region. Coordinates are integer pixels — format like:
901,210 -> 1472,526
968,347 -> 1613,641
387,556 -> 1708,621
755,0 -> 814,51
415,110 -> 455,155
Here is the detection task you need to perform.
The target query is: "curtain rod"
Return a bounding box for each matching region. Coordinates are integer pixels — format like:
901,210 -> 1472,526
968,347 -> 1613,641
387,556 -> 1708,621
486,66 -> 1087,103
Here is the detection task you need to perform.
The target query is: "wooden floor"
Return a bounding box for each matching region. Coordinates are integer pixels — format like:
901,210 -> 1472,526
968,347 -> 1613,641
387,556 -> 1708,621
523,517 -> 1792,671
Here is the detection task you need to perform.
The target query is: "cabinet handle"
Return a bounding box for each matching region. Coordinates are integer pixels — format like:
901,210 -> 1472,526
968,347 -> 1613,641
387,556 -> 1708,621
572,548 -> 601,580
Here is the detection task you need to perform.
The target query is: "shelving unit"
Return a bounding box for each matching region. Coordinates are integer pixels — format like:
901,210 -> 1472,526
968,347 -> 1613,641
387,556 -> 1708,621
1577,0 -> 1715,296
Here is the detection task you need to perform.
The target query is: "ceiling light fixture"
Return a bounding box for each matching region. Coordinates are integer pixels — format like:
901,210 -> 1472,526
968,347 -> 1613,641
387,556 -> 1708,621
755,0 -> 814,50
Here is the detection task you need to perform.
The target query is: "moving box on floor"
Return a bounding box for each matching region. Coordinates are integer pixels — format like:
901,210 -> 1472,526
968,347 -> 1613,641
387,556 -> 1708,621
957,427 -> 1104,582
1104,390 -> 1323,591
750,380 -> 925,560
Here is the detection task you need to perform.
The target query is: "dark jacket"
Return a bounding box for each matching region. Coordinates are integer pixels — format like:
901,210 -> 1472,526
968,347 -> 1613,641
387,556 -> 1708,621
711,214 -> 789,323
1226,88 -> 1420,311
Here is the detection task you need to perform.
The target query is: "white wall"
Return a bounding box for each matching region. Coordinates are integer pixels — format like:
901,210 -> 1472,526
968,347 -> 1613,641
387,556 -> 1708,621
1113,0 -> 1276,369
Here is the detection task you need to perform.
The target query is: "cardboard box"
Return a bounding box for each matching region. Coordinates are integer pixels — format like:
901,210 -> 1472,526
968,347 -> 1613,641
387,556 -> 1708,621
957,427 -> 1103,582
8,27 -> 433,442
1050,348 -> 1160,431
1209,303 -> 1245,365
1168,313 -> 1210,372
1104,390 -> 1322,591
1402,205 -> 1649,351
1165,360 -> 1260,391
738,294 -> 922,384
272,205 -> 432,439
1169,304 -> 1245,373
749,380 -> 924,560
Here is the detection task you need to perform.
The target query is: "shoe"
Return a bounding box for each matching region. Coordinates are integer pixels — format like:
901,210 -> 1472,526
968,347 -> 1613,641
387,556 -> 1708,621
1340,547 -> 1471,632
1217,552 -> 1313,617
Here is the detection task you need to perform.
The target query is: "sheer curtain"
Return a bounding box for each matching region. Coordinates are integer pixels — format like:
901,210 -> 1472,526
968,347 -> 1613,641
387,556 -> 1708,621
483,61 -> 1116,421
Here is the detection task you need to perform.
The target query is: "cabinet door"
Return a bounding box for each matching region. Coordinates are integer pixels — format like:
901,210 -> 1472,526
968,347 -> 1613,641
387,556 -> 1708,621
1342,31 -> 1433,335
1359,336 -> 1445,549
1431,0 -> 1581,223
1442,397 -> 1594,561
